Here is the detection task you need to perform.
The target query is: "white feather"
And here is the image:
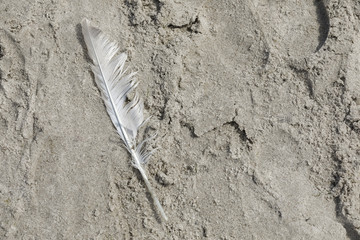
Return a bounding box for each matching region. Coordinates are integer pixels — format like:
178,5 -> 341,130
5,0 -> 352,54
81,18 -> 167,221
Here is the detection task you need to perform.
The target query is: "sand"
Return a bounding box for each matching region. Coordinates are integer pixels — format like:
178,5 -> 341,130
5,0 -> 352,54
1,0 -> 360,239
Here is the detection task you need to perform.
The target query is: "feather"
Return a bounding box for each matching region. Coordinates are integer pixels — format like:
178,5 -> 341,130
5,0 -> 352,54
81,18 -> 168,221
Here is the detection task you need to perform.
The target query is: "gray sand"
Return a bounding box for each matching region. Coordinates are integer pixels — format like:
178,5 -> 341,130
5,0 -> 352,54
1,0 -> 360,239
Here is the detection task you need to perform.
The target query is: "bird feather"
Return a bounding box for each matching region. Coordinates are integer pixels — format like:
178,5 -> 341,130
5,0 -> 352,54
81,18 -> 168,221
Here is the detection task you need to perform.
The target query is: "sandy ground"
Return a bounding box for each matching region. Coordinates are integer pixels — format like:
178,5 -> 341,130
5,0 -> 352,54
1,0 -> 360,239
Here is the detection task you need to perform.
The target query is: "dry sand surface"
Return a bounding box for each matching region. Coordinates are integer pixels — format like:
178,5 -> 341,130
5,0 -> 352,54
1,0 -> 360,239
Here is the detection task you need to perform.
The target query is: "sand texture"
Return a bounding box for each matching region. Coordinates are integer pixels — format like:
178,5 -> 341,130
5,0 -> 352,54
1,0 -> 360,239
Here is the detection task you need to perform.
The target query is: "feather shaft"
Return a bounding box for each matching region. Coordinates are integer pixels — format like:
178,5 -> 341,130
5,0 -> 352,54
81,18 -> 167,221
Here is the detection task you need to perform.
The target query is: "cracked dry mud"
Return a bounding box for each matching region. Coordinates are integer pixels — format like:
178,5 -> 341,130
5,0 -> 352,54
1,0 -> 360,239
